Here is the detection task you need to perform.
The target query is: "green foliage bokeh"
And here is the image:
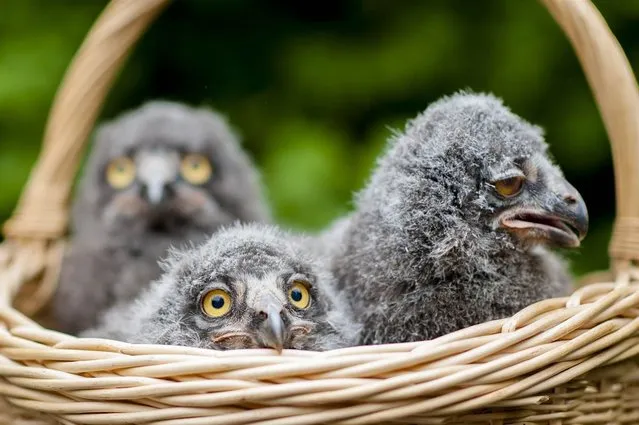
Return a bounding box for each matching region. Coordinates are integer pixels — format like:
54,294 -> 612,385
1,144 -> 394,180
2,0 -> 638,276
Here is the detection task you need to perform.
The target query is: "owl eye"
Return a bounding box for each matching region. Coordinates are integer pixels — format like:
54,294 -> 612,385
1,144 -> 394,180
180,154 -> 212,185
201,289 -> 232,318
106,157 -> 136,189
493,176 -> 525,198
288,281 -> 311,310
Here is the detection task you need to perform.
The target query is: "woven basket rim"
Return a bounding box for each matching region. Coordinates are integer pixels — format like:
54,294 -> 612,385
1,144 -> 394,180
2,275 -> 639,424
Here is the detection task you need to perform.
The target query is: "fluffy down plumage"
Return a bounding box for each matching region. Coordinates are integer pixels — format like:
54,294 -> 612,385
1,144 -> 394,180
322,91 -> 588,344
82,223 -> 360,351
53,101 -> 270,334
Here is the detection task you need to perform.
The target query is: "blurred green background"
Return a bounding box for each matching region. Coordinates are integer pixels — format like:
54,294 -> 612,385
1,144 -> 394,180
1,0 -> 638,276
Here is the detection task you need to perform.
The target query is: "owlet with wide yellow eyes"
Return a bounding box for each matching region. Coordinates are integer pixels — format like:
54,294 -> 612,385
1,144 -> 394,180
82,223 -> 360,352
52,101 -> 271,335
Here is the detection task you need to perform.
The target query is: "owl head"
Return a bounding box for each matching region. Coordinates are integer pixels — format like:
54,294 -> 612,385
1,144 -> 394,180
143,224 -> 358,351
72,101 -> 270,236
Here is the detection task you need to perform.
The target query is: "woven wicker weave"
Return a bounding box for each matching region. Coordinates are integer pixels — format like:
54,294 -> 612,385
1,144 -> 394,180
2,0 -> 639,424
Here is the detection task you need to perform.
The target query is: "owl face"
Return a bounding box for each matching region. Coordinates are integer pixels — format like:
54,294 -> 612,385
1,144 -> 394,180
482,152 -> 588,248
98,145 -> 224,232
164,240 -> 343,351
406,95 -> 588,250
76,101 -> 267,234
439,119 -> 588,249
191,271 -> 319,351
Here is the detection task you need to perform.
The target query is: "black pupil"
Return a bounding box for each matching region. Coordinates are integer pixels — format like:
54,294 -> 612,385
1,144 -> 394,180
191,160 -> 200,169
291,288 -> 303,302
211,295 -> 225,309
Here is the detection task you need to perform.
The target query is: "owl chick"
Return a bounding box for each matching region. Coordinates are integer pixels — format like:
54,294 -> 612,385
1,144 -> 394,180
327,91 -> 588,344
53,101 -> 270,335
81,223 -> 359,352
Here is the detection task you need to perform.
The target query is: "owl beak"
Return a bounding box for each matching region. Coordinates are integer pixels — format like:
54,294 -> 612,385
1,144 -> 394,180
257,303 -> 285,353
144,180 -> 171,205
499,183 -> 588,248
138,153 -> 178,205
148,181 -> 178,205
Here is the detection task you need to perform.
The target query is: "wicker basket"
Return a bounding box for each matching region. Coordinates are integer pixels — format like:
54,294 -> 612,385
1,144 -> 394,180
2,0 -> 639,424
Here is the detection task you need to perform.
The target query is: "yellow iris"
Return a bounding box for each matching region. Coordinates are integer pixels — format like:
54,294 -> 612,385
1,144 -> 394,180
106,157 -> 136,189
201,289 -> 232,317
288,281 -> 311,309
180,154 -> 212,185
494,176 -> 525,198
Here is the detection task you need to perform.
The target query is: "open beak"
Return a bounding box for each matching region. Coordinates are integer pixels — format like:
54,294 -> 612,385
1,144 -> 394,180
257,303 -> 285,353
499,188 -> 588,248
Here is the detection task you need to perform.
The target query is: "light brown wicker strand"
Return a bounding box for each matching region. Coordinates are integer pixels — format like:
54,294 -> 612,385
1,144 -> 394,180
0,288 -> 636,422
0,282 -> 635,415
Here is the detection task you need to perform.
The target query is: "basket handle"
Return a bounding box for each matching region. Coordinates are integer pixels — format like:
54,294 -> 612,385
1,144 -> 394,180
2,0 -> 169,240
540,0 -> 639,271
0,0 -> 169,314
1,0 -> 638,314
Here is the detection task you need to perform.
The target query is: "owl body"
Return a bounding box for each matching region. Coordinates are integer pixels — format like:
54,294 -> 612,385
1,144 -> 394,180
83,223 -> 360,352
53,101 -> 270,334
323,92 -> 588,344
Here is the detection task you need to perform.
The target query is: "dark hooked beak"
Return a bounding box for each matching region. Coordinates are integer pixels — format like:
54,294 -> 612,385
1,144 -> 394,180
257,303 -> 285,353
499,184 -> 588,248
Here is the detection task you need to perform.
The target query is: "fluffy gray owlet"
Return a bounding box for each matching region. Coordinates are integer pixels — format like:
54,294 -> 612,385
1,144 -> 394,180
322,91 -> 588,345
52,100 -> 271,335
82,223 -> 360,351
